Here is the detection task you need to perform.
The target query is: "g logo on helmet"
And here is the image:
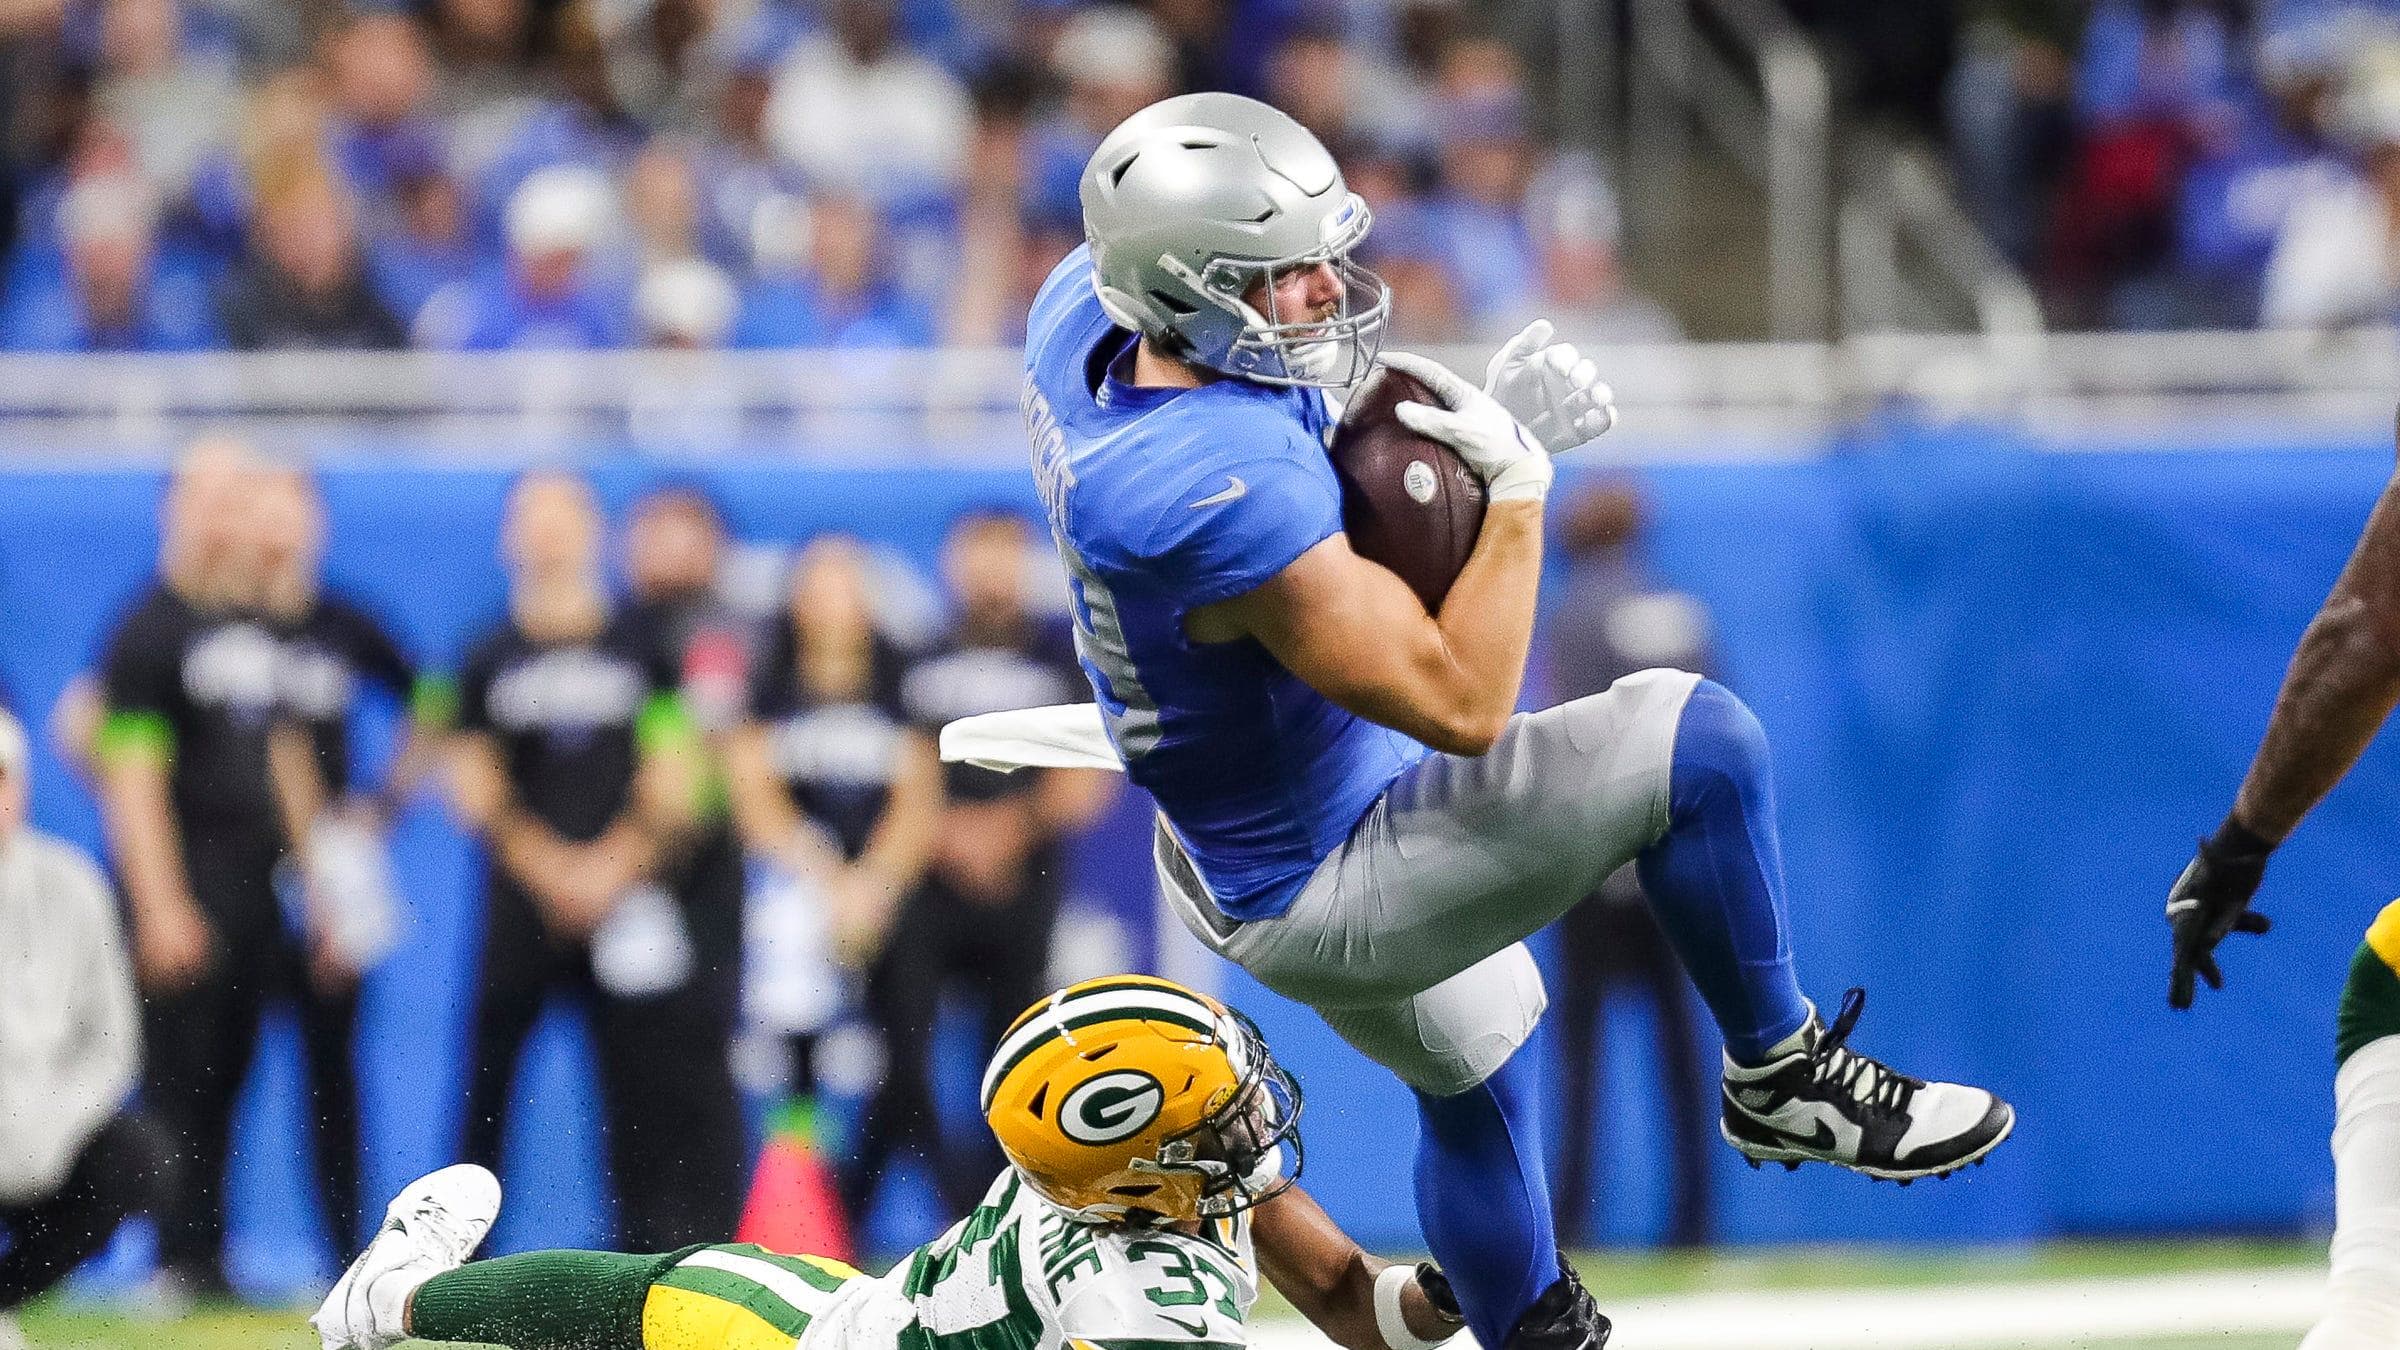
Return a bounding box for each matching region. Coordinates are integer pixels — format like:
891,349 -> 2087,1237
1059,1070 -> 1166,1145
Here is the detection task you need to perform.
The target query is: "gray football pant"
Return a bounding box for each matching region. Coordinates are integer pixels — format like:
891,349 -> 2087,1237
1157,668 -> 1702,1096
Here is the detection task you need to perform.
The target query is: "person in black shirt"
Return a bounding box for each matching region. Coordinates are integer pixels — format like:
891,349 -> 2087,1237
250,467 -> 437,1256
216,164 -> 407,352
450,470 -> 734,1250
90,438 -> 289,1298
727,537 -> 941,1093
877,509 -> 1115,1214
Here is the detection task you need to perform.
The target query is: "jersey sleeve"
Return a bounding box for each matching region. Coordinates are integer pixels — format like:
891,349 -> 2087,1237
331,599 -> 419,698
1144,441 -> 1343,611
96,599 -> 181,761
454,631 -> 501,735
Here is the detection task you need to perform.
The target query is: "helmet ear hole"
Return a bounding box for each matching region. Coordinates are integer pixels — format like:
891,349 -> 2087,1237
1027,1083 -> 1049,1118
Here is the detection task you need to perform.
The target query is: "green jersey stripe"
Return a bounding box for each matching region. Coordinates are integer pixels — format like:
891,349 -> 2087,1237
656,1263 -> 813,1337
713,1244 -> 851,1293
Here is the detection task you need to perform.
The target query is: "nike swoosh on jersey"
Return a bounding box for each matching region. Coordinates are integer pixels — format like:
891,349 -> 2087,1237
1159,1314 -> 1215,1338
1189,476 -> 1248,509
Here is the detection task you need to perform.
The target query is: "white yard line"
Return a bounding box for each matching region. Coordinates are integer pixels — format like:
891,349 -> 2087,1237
1252,1267 -> 2327,1349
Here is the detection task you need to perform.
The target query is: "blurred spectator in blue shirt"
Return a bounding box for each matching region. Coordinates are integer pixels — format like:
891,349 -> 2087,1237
1426,39 -> 1540,333
763,0 -> 971,210
2073,0 -> 2239,127
0,173 -> 218,351
421,163 -> 632,349
470,2 -> 644,251
1021,6 -> 1174,233
1362,198 -> 1466,344
2166,21 -> 2350,326
215,158 -> 406,350
325,12 -> 446,208
1486,152 -> 1682,345
2262,81 -> 2400,328
363,141 -> 475,336
733,194 -> 934,348
690,38 -> 810,274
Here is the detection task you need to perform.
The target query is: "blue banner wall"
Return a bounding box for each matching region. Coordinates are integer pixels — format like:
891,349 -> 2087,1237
0,424 -> 2390,1280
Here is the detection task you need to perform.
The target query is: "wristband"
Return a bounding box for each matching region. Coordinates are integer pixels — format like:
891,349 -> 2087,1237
1482,449 -> 1553,504
1374,1263 -> 1459,1350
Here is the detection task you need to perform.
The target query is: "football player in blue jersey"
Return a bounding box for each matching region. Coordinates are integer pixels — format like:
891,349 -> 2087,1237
1017,92 -> 2016,1350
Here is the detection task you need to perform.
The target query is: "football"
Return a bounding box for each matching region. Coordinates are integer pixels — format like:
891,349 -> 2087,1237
1329,363 -> 1487,611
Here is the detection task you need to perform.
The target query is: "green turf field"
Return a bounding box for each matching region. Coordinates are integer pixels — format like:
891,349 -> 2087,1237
13,1240 -> 2325,1349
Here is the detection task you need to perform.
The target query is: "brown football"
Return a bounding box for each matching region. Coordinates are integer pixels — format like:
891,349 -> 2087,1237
1330,364 -> 1486,611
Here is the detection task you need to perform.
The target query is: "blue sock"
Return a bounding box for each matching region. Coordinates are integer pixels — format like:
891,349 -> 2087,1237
1413,1050 -> 1559,1349
1634,678 -> 1812,1064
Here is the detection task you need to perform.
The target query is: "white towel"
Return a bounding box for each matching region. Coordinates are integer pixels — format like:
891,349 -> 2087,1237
939,703 -> 1124,774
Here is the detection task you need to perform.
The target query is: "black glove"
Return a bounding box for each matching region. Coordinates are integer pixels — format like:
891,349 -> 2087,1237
2166,818 -> 2276,1009
1414,1263 -> 1464,1326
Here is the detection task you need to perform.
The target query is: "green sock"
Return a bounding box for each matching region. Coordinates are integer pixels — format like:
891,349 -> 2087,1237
408,1247 -> 702,1350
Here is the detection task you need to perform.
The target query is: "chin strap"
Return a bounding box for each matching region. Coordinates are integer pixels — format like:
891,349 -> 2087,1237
1375,1263 -> 1464,1350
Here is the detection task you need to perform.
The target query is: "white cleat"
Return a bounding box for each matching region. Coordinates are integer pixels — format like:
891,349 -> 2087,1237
310,1165 -> 501,1350
1720,989 -> 2015,1183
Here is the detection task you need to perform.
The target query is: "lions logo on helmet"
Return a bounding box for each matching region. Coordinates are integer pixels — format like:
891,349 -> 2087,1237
981,975 -> 1303,1225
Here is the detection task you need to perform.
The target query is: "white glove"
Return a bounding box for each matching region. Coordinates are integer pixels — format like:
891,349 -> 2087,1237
1482,319 -> 1617,455
1378,351 -> 1553,503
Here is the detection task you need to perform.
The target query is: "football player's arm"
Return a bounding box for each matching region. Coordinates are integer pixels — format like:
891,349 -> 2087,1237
725,720 -> 837,877
2229,460 -> 2400,841
94,631 -> 212,990
835,729 -> 942,964
549,690 -> 702,928
1203,501 -> 1544,757
2168,440 -> 2400,1005
1252,1187 -> 1464,1350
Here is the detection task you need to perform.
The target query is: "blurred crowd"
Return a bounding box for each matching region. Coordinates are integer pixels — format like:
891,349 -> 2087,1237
1950,0 -> 2400,329
0,0 -> 1672,355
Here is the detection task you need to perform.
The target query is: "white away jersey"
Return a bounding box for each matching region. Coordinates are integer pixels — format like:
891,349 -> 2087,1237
803,1171 -> 1258,1350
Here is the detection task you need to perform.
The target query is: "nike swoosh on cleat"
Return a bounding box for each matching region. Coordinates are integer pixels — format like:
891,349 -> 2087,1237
1160,1315 -> 1215,1338
1757,1119 -> 1838,1152
1189,476 -> 1248,508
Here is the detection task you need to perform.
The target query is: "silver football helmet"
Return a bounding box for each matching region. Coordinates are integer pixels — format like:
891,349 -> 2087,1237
1079,92 -> 1389,388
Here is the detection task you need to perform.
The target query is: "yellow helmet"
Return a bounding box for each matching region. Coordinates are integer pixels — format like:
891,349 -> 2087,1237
980,974 -> 1304,1226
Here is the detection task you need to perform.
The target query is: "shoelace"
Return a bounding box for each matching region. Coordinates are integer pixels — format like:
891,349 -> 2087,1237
1809,988 -> 1923,1117
394,1195 -> 483,1262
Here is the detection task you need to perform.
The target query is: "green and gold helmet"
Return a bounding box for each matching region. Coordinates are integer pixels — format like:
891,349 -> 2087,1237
980,975 -> 1304,1226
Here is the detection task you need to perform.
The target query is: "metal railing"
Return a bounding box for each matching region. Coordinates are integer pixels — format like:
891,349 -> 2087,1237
1610,0 -> 2041,342
2,333 -> 2396,463
1625,0 -> 1833,341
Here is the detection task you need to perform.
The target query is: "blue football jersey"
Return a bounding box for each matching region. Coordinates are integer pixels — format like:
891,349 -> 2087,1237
1024,246 -> 1428,920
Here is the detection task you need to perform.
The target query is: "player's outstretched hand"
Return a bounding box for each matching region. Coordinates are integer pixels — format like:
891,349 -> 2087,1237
1482,319 -> 1617,455
2165,833 -> 2274,1009
1378,350 -> 1552,503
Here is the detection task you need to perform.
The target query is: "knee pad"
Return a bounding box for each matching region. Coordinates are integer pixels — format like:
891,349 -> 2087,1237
1322,945 -> 1549,1097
